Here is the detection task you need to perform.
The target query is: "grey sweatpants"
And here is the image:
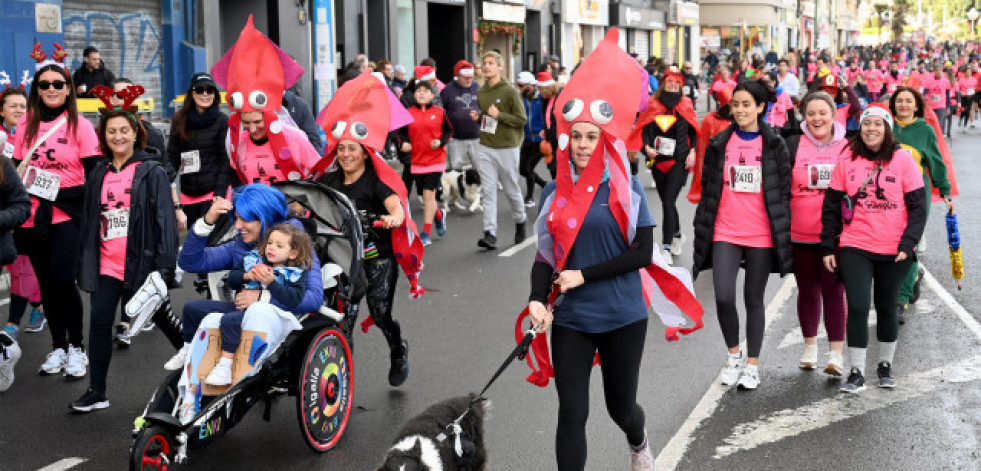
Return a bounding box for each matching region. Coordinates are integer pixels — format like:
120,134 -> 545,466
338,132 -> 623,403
446,138 -> 479,170
474,143 -> 526,234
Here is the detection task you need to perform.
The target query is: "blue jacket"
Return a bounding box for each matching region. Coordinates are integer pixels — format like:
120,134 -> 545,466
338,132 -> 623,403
522,93 -> 544,142
178,218 -> 324,313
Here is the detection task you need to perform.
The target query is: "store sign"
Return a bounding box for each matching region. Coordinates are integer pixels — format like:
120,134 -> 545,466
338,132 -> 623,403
668,1 -> 699,26
525,0 -> 547,9
701,33 -> 720,48
613,5 -> 666,31
785,9 -> 797,27
801,1 -> 815,18
562,0 -> 609,26
483,1 -> 526,23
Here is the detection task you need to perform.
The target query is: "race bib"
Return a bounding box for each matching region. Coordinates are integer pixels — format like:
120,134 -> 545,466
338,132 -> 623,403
2,142 -> 12,159
180,150 -> 201,174
807,164 -> 835,190
23,166 -> 60,201
930,94 -> 942,103
480,115 -> 498,134
729,165 -> 762,193
967,88 -> 976,96
102,208 -> 130,241
682,86 -> 691,95
888,83 -> 898,92
654,136 -> 676,155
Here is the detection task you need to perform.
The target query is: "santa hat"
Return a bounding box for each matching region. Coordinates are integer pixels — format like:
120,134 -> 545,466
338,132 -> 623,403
662,66 -> 685,84
743,67 -> 762,80
453,60 -> 474,77
860,103 -> 893,128
716,84 -> 735,108
536,71 -> 555,87
415,65 -> 436,81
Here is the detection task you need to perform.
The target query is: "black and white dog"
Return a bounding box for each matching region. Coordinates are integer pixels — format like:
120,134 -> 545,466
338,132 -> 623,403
375,394 -> 489,471
438,169 -> 482,213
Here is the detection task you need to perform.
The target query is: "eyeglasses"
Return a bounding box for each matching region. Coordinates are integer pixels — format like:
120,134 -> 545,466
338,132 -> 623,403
193,87 -> 216,95
37,80 -> 67,90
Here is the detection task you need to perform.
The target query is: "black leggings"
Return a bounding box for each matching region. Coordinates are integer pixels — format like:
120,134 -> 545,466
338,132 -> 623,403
182,199 -> 213,227
712,241 -> 774,358
651,161 -> 688,246
7,294 -> 41,326
837,249 -> 911,349
552,319 -> 647,471
519,140 -> 547,199
16,223 -> 84,350
362,256 -> 402,350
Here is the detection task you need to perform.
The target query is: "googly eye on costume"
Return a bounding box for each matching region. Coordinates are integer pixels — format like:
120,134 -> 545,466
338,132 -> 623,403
590,100 -> 613,125
229,91 -> 244,110
350,122 -> 369,140
331,121 -> 347,139
562,99 -> 584,121
248,90 -> 267,109
558,133 -> 569,151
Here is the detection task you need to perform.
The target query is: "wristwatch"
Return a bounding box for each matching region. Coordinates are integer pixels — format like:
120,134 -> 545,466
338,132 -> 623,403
174,203 -> 184,209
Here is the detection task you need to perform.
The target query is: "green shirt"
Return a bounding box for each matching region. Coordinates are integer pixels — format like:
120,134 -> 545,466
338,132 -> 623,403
477,78 -> 527,148
893,118 -> 951,197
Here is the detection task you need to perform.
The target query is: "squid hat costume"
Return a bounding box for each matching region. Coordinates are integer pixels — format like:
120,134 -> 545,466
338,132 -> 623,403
211,16 -> 310,183
515,28 -> 705,387
315,73 -> 426,305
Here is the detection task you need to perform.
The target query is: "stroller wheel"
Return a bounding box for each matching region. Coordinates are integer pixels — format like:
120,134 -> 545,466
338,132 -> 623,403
130,426 -> 175,471
297,327 -> 353,452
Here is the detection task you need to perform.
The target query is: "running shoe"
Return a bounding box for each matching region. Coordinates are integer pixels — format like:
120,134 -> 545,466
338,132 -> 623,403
629,434 -> 655,471
70,388 -> 109,413
877,361 -> 896,388
840,368 -> 867,394
514,221 -> 527,244
660,248 -> 673,266
719,353 -> 743,386
114,325 -> 131,349
799,343 -> 818,370
39,348 -> 68,375
897,303 -> 908,325
736,366 -> 760,390
389,340 -> 410,387
909,266 -> 924,304
477,231 -> 497,250
0,331 -> 21,392
141,322 -> 155,333
825,350 -> 844,376
64,346 -> 87,378
24,309 -> 45,333
670,233 -> 687,256
164,344 -> 189,371
434,211 -> 447,236
2,325 -> 18,342
524,198 -> 536,208
419,232 -> 432,247
204,361 -> 232,386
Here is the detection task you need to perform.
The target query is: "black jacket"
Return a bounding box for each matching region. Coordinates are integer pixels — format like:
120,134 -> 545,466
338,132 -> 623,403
142,119 -> 174,182
692,123 -> 793,279
0,158 -> 31,264
77,148 -> 179,292
72,62 -> 116,98
167,111 -> 230,198
282,90 -> 323,153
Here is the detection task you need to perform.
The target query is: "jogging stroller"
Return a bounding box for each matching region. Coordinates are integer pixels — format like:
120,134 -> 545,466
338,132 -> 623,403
129,180 -> 367,469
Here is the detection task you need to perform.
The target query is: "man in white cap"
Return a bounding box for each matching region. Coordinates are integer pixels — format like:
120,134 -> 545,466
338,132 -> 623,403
441,60 -> 482,170
516,72 -> 547,206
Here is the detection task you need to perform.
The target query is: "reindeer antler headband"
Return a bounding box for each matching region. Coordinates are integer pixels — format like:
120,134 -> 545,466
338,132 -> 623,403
31,43 -> 68,71
90,84 -> 146,124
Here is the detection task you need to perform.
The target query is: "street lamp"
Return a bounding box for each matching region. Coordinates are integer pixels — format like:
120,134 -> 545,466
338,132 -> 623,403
968,8 -> 979,38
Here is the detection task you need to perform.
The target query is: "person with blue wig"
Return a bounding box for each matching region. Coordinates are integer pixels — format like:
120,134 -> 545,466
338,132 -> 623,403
163,184 -> 324,370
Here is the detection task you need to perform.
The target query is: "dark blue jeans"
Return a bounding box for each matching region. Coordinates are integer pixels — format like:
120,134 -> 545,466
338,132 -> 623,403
180,299 -> 249,354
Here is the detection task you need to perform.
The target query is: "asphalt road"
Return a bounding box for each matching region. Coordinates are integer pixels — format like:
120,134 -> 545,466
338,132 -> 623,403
2,119 -> 979,471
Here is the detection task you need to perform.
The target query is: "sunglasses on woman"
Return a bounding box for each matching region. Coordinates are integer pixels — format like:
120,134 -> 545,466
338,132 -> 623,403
37,80 -> 67,90
193,87 -> 216,95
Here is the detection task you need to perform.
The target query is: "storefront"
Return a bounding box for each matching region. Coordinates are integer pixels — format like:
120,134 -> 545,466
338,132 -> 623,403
560,0 -> 609,67
610,2 -> 666,61
663,0 -> 698,65
478,1 -> 527,82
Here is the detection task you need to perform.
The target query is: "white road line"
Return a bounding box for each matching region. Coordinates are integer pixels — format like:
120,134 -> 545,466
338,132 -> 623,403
37,458 -> 88,471
713,354 -> 981,459
498,234 -> 536,257
922,267 -> 981,341
655,276 -> 797,470
776,301 -> 937,349
0,298 -> 8,306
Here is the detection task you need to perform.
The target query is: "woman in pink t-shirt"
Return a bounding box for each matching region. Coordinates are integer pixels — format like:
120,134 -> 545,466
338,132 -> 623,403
692,81 -> 792,391
785,91 -> 849,376
819,104 -> 927,394
956,65 -> 977,128
12,63 -> 100,379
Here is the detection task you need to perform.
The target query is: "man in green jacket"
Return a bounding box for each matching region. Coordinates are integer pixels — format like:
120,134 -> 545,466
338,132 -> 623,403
474,51 -> 528,250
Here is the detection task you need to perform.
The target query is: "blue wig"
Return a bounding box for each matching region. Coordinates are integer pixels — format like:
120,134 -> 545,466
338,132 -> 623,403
233,184 -> 288,236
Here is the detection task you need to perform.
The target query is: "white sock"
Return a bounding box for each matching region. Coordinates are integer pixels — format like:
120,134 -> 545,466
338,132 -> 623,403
849,347 -> 867,375
879,341 -> 897,364
729,351 -> 742,360
217,357 -> 232,368
744,363 -> 758,372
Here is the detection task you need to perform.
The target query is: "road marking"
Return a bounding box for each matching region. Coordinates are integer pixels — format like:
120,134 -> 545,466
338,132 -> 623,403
0,298 -> 8,306
499,233 -> 536,257
655,276 -> 797,470
922,267 -> 981,341
37,458 -> 87,471
776,301 -> 937,349
713,354 -> 981,459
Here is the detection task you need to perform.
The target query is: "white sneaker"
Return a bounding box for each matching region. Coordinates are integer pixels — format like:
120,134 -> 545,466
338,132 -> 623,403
825,350 -> 844,377
39,348 -> 68,375
0,333 -> 22,392
670,234 -> 686,256
64,346 -> 88,378
629,434 -> 655,471
736,365 -> 760,390
660,248 -> 673,266
164,344 -> 190,371
719,354 -> 743,386
799,343 -> 818,369
204,361 -> 232,386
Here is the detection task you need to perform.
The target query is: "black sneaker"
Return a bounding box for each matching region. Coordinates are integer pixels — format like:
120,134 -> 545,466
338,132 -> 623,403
388,340 -> 409,387
840,368 -> 867,394
515,221 -> 527,244
910,267 -> 924,304
114,325 -> 131,349
897,304 -> 907,325
70,388 -> 109,412
877,361 -> 896,388
477,231 -> 497,250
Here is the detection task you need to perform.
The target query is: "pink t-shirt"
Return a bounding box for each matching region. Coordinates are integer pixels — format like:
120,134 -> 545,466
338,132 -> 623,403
866,69 -> 884,92
845,68 -> 865,85
883,72 -> 904,94
714,134 -> 772,248
12,113 -> 100,227
99,162 -> 140,280
922,77 -> 951,109
957,76 -> 977,96
830,150 -> 924,255
790,132 -> 849,243
228,124 -> 322,185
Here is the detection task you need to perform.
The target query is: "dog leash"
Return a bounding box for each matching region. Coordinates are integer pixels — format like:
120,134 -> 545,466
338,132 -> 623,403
435,294 -> 565,453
